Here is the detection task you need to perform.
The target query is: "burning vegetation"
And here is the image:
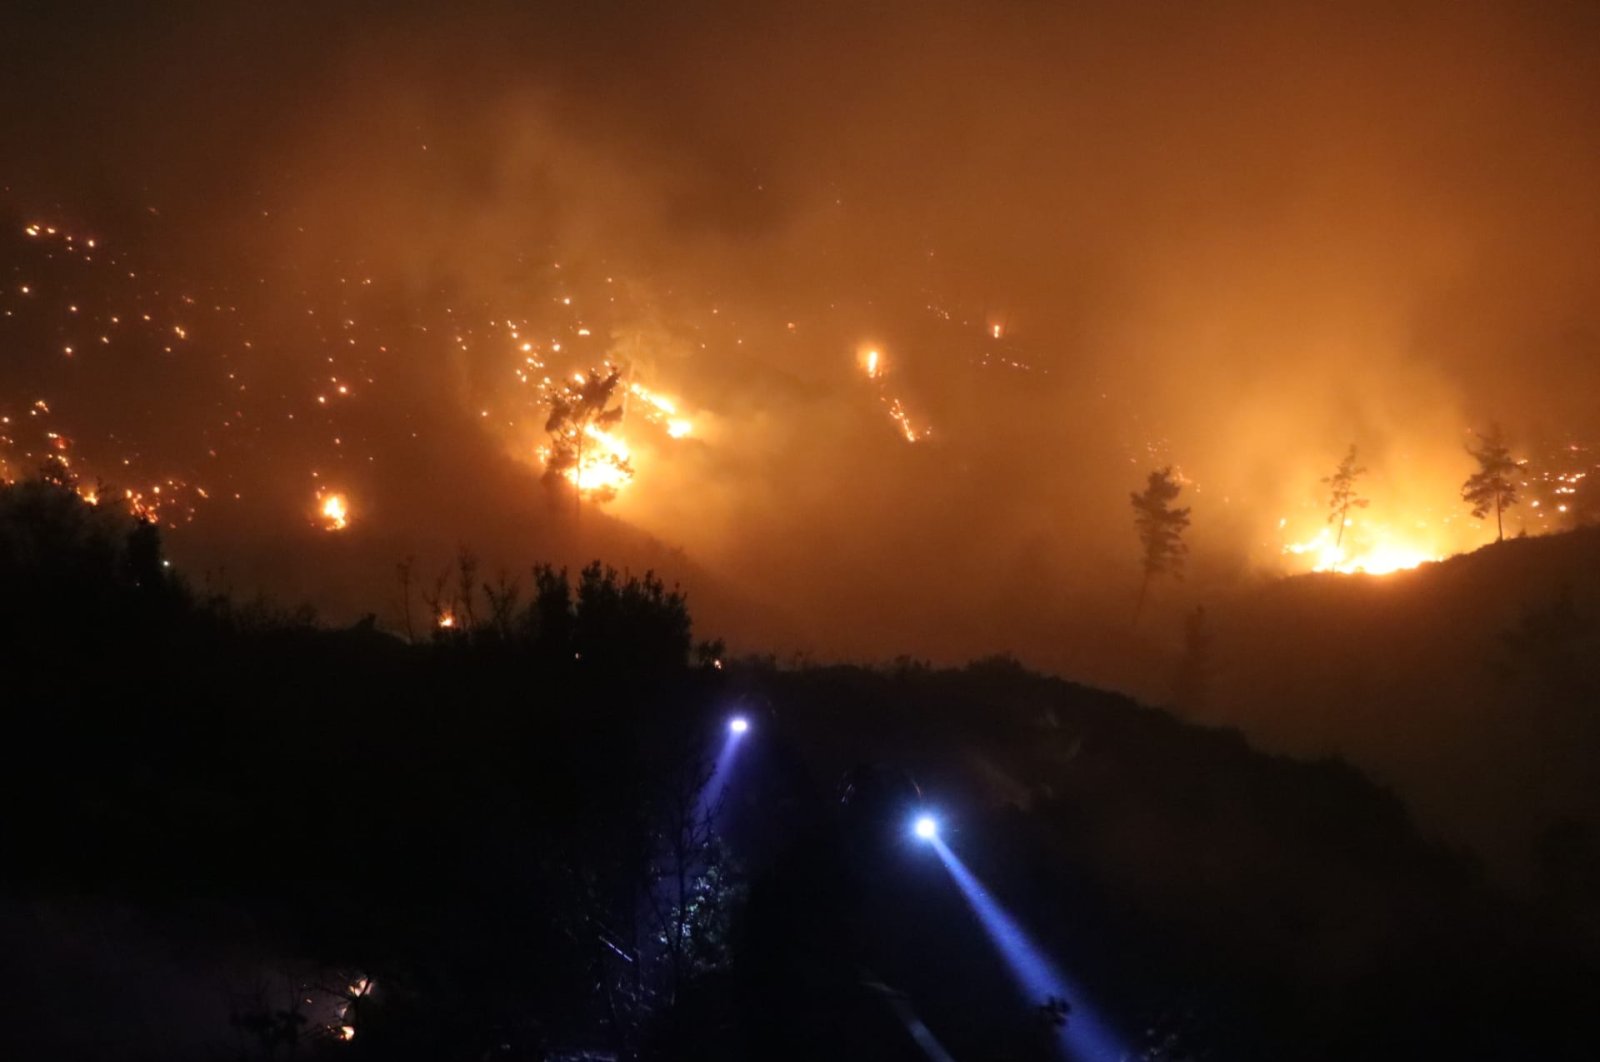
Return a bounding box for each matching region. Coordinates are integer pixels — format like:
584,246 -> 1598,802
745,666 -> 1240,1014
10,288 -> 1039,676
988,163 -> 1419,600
5,2 -> 1600,671
6,5 -> 1600,1060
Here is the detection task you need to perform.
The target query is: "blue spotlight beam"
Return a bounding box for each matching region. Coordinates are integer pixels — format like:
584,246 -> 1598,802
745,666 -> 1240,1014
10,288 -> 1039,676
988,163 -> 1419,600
929,835 -> 1126,1062
695,717 -> 750,822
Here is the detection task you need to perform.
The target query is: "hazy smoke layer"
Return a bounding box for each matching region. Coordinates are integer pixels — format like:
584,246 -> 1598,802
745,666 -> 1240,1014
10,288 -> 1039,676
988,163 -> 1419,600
6,2 -> 1600,673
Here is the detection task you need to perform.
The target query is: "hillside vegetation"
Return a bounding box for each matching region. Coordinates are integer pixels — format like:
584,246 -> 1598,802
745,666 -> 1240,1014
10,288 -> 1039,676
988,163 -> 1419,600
1,473 -> 1593,1061
1196,528 -> 1600,916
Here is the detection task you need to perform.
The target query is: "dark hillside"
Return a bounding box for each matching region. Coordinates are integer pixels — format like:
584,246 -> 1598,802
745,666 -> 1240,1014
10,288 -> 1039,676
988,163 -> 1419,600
1,476 -> 1593,1060
748,661 -> 1590,1059
1199,528 -> 1600,913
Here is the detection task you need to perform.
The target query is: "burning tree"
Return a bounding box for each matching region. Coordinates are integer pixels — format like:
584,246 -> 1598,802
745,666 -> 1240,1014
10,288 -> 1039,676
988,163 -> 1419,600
542,368 -> 630,512
1131,467 -> 1191,620
1323,444 -> 1368,548
1462,426 -> 1521,542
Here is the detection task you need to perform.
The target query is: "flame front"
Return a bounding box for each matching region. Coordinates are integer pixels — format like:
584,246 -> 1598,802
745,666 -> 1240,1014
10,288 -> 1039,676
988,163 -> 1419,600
1282,521 -> 1440,575
627,382 -> 695,440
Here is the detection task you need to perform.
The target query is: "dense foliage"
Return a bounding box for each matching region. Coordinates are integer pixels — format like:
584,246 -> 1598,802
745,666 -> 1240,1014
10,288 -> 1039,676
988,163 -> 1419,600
1,474 -> 1594,1061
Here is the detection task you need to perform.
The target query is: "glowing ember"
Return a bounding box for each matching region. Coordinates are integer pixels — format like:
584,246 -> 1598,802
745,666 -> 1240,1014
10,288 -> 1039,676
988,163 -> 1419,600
886,398 -> 925,443
314,973 -> 372,1043
319,493 -> 350,531
856,344 -> 930,442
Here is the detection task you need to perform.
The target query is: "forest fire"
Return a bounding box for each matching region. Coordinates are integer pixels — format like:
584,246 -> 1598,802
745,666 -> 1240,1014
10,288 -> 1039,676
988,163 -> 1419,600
532,371 -> 700,501
627,382 -> 695,440
8,6 -> 1600,1062
0,1 -> 1596,675
569,425 -> 634,495
1281,524 -> 1440,576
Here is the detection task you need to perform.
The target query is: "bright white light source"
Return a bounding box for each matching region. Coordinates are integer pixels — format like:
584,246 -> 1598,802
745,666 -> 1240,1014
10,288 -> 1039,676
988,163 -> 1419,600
728,716 -> 750,735
913,814 -> 939,840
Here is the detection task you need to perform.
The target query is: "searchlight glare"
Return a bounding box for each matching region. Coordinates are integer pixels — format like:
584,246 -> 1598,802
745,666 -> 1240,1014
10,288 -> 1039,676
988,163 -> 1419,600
697,713 -> 754,821
928,831 -> 1128,1060
913,814 -> 939,841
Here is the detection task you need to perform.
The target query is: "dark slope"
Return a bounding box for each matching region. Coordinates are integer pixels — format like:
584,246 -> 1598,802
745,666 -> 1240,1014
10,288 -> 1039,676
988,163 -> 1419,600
1195,528 -> 1600,900
738,659 -> 1592,1060
1,479 -> 1593,1060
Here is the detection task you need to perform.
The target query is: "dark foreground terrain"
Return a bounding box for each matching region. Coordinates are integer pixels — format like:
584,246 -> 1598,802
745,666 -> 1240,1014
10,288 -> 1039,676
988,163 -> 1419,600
2,473 -> 1595,1061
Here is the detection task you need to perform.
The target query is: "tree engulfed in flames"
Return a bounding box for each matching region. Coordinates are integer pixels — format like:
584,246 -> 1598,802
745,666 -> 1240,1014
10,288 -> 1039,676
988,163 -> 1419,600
571,424 -> 634,495
540,369 -> 632,501
535,370 -> 698,503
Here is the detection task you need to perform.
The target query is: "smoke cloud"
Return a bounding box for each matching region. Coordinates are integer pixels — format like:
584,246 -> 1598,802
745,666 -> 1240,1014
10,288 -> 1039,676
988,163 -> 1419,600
6,2 -> 1600,679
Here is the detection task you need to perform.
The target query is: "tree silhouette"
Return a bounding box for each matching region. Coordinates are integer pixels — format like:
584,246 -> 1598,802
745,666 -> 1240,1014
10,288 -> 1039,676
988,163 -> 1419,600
1131,467 -> 1191,620
543,368 -> 629,517
1461,426 -> 1520,542
1323,444 -> 1368,548
642,754 -> 742,1013
0,466 -> 183,653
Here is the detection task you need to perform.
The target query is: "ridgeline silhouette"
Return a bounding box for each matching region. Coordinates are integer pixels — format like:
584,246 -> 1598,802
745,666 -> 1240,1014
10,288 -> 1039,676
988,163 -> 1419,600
1,471 -> 1593,1061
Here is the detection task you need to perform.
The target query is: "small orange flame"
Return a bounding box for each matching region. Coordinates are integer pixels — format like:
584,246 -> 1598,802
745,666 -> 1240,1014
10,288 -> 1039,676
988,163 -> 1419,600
319,493 -> 349,531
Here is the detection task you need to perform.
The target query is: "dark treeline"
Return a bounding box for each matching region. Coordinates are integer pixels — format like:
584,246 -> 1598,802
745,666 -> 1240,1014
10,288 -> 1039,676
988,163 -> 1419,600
3,471 -> 740,1060
1,471 -> 1595,1061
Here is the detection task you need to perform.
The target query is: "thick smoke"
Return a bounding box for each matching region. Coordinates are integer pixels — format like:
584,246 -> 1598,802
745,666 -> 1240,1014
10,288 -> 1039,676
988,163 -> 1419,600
6,2 -> 1600,678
